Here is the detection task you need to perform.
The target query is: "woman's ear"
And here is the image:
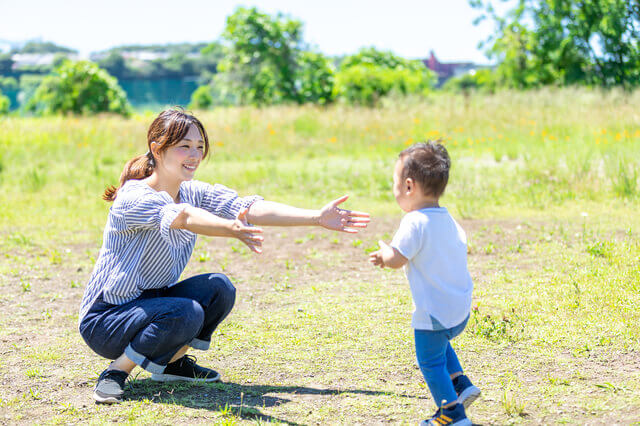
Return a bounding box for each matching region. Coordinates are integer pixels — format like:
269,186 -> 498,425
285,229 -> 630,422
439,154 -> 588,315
150,141 -> 160,160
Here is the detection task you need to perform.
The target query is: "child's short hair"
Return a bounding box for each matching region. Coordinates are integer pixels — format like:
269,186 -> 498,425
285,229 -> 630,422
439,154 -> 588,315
399,140 -> 451,198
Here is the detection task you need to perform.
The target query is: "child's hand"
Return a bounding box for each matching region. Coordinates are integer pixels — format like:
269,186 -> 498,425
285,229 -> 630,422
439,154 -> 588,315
318,195 -> 370,233
369,240 -> 393,268
232,208 -> 264,254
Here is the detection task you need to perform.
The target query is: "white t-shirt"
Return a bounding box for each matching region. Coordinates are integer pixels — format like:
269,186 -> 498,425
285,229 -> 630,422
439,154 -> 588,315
391,207 -> 473,330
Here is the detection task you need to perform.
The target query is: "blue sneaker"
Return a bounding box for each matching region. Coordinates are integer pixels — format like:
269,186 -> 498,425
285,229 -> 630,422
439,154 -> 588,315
453,375 -> 481,409
419,403 -> 471,426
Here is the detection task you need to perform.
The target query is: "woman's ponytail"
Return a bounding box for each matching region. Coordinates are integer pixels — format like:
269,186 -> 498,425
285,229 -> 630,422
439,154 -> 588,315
102,152 -> 155,202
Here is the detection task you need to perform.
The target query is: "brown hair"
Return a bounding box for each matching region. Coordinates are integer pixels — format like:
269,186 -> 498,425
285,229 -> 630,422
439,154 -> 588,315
399,140 -> 451,198
103,107 -> 210,201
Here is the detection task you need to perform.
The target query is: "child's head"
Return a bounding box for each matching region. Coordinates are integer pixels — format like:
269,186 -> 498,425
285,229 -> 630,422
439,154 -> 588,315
393,140 -> 450,212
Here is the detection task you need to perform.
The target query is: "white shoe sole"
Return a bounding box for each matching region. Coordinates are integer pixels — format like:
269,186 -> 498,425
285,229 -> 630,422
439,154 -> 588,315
150,372 -> 221,382
93,391 -> 122,404
457,385 -> 481,409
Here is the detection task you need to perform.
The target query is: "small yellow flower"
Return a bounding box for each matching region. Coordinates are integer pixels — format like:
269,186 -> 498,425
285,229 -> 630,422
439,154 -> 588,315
269,129 -> 276,135
530,130 -> 535,136
328,137 -> 337,144
615,133 -> 622,141
413,118 -> 420,124
214,141 -> 224,147
404,137 -> 414,146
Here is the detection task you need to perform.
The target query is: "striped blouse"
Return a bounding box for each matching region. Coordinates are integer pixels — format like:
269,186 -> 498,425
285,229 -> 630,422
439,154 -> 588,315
78,179 -> 263,323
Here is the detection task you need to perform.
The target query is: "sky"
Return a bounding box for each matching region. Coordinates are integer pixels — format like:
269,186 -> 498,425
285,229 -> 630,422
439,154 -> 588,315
0,0 -> 511,64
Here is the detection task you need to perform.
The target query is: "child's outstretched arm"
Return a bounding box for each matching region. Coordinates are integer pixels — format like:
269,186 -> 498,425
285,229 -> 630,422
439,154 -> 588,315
246,195 -> 370,233
369,240 -> 408,269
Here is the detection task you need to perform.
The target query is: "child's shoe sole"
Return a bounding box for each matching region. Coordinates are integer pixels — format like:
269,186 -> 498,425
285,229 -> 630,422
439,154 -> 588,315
457,385 -> 481,409
419,419 -> 471,426
150,372 -> 220,382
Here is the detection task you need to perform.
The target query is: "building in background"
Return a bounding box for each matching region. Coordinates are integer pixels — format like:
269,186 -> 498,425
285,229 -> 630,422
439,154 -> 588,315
423,50 -> 490,86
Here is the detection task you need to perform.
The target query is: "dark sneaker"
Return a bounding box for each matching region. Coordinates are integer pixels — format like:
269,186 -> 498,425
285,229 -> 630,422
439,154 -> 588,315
453,374 -> 481,409
151,354 -> 221,382
93,368 -> 129,404
420,403 -> 471,426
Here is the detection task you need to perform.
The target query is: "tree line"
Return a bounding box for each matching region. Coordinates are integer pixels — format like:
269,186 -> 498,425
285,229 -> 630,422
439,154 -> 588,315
1,0 -> 638,115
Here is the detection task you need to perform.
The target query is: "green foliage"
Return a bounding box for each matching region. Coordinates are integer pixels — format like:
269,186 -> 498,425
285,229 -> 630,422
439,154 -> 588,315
189,85 -> 214,110
442,68 -> 497,93
12,41 -> 77,54
215,6 -> 334,105
0,91 -> 9,114
472,0 -> 640,88
97,42 -> 222,80
334,48 -> 436,105
295,51 -> 335,104
17,74 -> 44,108
339,47 -> 427,72
26,60 -> 130,116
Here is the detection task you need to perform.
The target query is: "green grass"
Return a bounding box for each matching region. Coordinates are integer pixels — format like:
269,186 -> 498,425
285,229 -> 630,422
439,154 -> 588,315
0,88 -> 639,423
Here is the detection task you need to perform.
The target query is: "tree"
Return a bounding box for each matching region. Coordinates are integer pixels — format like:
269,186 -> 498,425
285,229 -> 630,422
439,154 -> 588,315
0,91 -> 9,114
442,69 -> 497,93
0,54 -> 14,74
471,0 -> 640,88
189,85 -> 214,109
215,6 -> 335,105
26,60 -> 130,116
13,41 -> 77,54
98,52 -> 129,79
334,48 -> 436,105
294,51 -> 335,105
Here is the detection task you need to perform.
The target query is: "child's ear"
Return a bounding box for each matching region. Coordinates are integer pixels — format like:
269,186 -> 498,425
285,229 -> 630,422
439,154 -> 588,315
405,178 -> 414,193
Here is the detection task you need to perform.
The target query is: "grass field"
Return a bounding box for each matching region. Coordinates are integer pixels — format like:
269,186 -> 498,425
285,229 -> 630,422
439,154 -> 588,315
0,89 -> 639,424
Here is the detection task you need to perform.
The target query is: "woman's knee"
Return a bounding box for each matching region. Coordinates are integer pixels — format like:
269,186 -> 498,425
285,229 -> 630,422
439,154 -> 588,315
162,299 -> 205,339
205,273 -> 236,310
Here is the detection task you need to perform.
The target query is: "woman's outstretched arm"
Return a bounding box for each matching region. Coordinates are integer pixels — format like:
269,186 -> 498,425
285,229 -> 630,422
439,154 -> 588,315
172,206 -> 264,253
246,195 -> 370,233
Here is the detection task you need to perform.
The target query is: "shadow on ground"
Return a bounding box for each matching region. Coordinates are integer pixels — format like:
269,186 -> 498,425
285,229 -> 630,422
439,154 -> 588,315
125,378 -> 425,424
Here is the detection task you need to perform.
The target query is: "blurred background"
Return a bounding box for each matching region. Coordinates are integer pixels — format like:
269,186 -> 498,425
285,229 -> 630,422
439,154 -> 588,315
6,0 -> 638,113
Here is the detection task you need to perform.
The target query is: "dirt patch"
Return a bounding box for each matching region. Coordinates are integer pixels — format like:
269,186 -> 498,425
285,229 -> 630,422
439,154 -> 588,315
0,216 -> 638,424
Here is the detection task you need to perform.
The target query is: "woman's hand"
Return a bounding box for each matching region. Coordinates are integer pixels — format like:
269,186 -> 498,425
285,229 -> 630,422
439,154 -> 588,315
231,208 -> 264,253
318,195 -> 370,233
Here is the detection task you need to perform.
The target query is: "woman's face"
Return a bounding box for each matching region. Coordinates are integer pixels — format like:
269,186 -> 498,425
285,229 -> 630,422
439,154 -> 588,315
153,124 -> 205,182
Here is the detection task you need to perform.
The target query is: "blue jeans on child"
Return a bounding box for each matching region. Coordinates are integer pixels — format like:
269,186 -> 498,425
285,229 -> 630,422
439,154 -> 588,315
414,316 -> 469,407
79,273 -> 236,374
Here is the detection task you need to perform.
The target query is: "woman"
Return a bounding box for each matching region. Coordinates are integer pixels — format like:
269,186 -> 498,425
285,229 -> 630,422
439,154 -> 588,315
79,108 -> 370,404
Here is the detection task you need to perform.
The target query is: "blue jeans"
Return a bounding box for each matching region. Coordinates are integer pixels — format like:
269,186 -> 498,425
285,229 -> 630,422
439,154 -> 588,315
414,316 -> 469,407
79,273 -> 236,374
